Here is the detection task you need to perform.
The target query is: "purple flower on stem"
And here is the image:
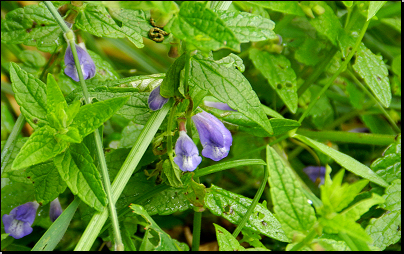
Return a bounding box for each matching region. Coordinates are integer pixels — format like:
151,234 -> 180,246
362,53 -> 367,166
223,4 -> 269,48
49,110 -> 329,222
192,110 -> 232,161
2,202 -> 39,239
204,101 -> 236,111
49,198 -> 63,222
174,130 -> 202,172
303,166 -> 326,186
64,43 -> 96,82
148,85 -> 169,111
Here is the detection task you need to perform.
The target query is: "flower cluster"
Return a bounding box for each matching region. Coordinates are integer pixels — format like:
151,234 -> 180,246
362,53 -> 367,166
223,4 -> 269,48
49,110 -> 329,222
2,198 -> 63,239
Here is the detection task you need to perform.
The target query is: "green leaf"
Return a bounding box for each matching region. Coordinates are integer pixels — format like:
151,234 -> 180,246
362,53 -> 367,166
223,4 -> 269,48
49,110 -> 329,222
352,45 -> 391,108
295,37 -> 324,66
380,17 -> 401,33
9,62 -> 47,128
306,86 -> 334,129
25,161 -> 67,206
368,1 -> 386,21
71,96 -> 129,138
75,4 -> 149,48
247,1 -> 305,16
214,53 -> 245,73
1,138 -> 31,183
342,1 -> 353,7
12,125 -> 70,170
214,223 -> 245,251
294,134 -> 389,187
129,204 -> 181,251
142,186 -> 192,216
160,53 -> 187,98
53,143 -> 107,211
204,184 -> 289,242
119,122 -> 144,148
165,1 -> 240,52
162,159 -> 183,188
249,49 -> 298,113
1,181 -> 35,220
1,3 -> 64,52
18,50 -> 46,69
32,197 -> 81,251
266,146 -> 316,238
184,177 -> 206,212
365,211 -> 401,250
371,135 -> 401,183
188,53 -> 273,135
380,179 -> 401,212
340,193 -> 385,221
215,10 -> 276,43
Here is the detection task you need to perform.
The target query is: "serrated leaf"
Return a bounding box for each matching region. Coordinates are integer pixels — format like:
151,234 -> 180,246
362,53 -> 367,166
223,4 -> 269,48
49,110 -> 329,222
266,146 -> 316,238
162,159 -> 183,188
247,1 -> 305,16
249,49 -> 298,113
9,62 -> 48,128
119,122 -> 144,148
129,204 -> 181,251
12,125 -> 69,170
205,184 -> 289,242
365,211 -> 401,250
142,186 -> 192,216
216,10 -> 276,43
71,96 -> 129,138
1,3 -> 64,52
25,161 -> 67,206
368,1 -> 386,21
341,193 -> 385,221
371,135 -> 401,183
160,53 -> 187,98
19,50 -> 46,69
380,179 -> 401,212
214,223 -> 245,251
75,3 -> 147,48
165,1 -> 240,52
55,126 -> 82,143
188,53 -> 273,135
353,46 -> 391,108
1,138 -> 30,183
294,134 -> 389,187
53,143 -> 107,211
214,53 -> 245,73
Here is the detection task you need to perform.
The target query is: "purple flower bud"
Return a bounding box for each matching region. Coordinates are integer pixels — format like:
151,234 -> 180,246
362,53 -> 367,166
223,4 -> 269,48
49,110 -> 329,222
174,131 -> 202,172
204,101 -> 236,111
148,85 -> 169,111
192,111 -> 232,161
49,198 -> 63,222
64,43 -> 96,82
303,166 -> 326,186
2,202 -> 39,239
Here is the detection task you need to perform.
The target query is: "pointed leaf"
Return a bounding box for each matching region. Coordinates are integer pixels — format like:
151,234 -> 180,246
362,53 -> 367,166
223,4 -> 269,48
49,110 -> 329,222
341,193 -> 385,221
371,135 -> 401,183
214,223 -> 245,251
366,211 -> 401,250
160,53 -> 187,98
368,1 -> 386,21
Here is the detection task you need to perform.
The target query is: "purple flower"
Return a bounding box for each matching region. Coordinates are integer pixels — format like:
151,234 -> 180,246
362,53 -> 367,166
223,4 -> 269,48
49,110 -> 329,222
64,43 -> 96,82
174,131 -> 202,172
204,101 -> 236,111
2,202 -> 39,239
303,166 -> 326,186
192,111 -> 232,161
49,198 -> 63,222
148,85 -> 169,111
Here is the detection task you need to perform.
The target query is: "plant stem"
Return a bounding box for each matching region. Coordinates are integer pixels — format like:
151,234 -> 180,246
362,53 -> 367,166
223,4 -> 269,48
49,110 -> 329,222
1,114 -> 25,174
192,176 -> 203,251
298,19 -> 371,124
289,226 -> 318,251
232,159 -> 269,238
346,68 -> 401,133
44,1 -> 124,250
167,101 -> 179,170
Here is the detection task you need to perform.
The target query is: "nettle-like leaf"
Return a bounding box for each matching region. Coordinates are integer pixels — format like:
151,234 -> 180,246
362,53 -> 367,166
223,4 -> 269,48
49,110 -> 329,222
204,184 -> 289,242
1,3 -> 64,52
365,210 -> 401,250
380,179 -> 401,212
25,161 -> 67,206
214,223 -> 245,251
12,125 -> 70,170
9,62 -> 48,128
371,135 -> 401,184
54,143 -> 107,211
1,138 -> 29,183
75,3 -> 152,48
165,1 -> 240,52
70,95 -> 129,138
247,1 -> 305,16
188,53 -> 273,135
249,49 -> 298,113
129,204 -> 181,251
294,134 -> 389,187
215,10 -> 276,43
266,146 -> 317,238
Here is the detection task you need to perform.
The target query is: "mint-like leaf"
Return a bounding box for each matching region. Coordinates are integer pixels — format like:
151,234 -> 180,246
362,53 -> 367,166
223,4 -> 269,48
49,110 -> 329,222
371,135 -> 401,183
214,223 -> 245,251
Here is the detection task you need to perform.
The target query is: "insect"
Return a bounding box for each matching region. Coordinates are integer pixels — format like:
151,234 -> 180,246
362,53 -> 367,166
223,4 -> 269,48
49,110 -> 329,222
148,18 -> 169,42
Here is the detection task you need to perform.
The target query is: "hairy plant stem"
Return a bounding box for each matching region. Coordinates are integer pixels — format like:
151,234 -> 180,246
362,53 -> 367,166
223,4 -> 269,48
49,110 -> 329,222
346,68 -> 401,133
232,149 -> 269,238
298,19 -> 371,124
44,1 -> 123,250
1,114 -> 25,175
